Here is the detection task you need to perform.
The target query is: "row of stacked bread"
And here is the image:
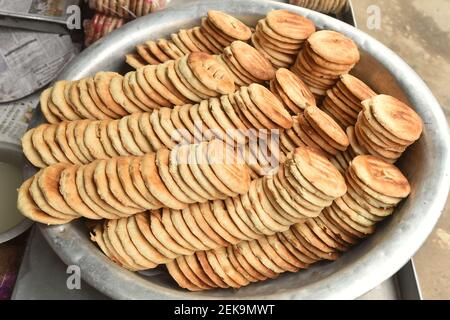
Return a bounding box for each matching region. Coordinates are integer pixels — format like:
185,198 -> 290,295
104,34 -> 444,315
25,8 -> 361,180
89,146 -> 347,271
20,9 -> 422,220
26,69 -> 421,180
126,9 -> 359,104
17,9 -> 423,292
24,79 -> 351,178
37,10 -> 362,122
164,154 -> 412,290
20,9 -> 422,224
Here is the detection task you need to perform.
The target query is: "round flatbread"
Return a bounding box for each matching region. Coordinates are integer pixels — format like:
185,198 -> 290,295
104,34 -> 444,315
22,129 -> 47,168
207,10 -> 251,41
18,177 -> 72,225
369,95 -> 423,142
266,9 -> 315,41
140,153 -> 187,209
187,52 -> 235,95
350,155 -> 411,198
247,84 -> 292,129
307,30 -> 360,65
31,124 -> 58,166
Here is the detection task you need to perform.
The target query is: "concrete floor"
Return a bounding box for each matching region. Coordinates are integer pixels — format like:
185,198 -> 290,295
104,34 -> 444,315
352,0 -> 450,299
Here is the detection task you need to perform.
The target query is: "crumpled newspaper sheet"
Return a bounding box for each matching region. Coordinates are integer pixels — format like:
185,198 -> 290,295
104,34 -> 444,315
0,91 -> 39,145
0,27 -> 78,103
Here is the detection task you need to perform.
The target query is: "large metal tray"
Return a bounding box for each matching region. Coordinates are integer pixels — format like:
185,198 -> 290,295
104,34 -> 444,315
25,0 -> 450,299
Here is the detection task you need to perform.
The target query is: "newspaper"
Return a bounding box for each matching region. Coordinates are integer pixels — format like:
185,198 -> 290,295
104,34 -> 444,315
0,0 -> 79,24
0,27 -> 79,102
0,92 -> 38,145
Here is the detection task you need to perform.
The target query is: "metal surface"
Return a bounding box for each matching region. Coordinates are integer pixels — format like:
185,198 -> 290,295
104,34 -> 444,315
12,226 -> 421,300
12,227 -> 107,300
0,16 -> 69,34
358,260 -> 422,300
0,142 -> 33,243
25,0 -> 450,299
339,0 -> 356,27
394,259 -> 423,300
